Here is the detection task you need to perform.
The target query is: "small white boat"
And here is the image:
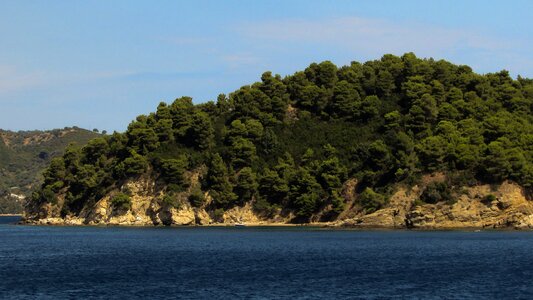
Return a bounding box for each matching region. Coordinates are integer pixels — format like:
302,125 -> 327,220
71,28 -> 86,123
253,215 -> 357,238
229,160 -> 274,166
235,223 -> 246,227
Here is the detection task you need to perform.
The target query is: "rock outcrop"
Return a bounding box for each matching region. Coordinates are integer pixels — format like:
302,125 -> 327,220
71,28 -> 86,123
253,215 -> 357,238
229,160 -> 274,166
405,182 -> 533,229
23,175 -> 533,229
339,181 -> 533,229
340,186 -> 418,228
23,176 -> 270,226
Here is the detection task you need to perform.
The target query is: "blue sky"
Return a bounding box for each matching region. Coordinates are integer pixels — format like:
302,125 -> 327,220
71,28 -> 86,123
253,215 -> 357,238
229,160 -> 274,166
1,0 -> 532,132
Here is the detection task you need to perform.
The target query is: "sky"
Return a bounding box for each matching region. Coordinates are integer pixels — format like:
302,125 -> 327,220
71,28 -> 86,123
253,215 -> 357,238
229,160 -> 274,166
1,0 -> 532,132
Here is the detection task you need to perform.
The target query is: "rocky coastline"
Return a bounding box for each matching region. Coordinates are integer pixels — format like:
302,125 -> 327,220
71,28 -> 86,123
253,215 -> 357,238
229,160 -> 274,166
23,175 -> 533,230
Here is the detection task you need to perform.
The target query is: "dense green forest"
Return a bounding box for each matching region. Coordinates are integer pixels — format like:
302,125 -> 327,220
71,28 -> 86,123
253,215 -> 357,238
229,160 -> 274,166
32,53 -> 533,221
0,128 -> 99,213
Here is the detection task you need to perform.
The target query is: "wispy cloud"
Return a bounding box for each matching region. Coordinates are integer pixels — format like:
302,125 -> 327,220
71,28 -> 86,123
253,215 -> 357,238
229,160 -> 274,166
0,66 -> 137,97
117,70 -> 218,81
240,17 -> 514,53
0,65 -> 52,93
238,16 -> 532,76
155,36 -> 214,46
222,53 -> 262,70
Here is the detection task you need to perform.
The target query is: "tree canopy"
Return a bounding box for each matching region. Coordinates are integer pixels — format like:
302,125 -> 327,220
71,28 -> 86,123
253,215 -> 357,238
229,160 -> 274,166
32,53 -> 533,221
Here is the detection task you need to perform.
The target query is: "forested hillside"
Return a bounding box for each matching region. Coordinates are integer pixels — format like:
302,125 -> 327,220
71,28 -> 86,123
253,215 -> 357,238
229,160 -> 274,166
0,128 -> 100,213
28,53 -> 533,223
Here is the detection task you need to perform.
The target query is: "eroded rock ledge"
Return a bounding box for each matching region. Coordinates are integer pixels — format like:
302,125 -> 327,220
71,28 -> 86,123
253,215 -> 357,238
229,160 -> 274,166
338,181 -> 533,229
23,176 -> 533,229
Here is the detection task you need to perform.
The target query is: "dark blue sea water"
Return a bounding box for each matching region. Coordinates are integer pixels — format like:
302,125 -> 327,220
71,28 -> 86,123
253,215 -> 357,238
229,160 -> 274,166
1,216 -> 533,299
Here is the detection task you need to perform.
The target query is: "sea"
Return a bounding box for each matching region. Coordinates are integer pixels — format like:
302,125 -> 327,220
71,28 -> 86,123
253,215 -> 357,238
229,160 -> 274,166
1,216 -> 532,299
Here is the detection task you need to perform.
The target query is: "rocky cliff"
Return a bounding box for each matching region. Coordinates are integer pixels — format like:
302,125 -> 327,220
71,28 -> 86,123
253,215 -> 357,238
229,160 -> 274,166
23,172 -> 293,226
339,181 -> 533,229
23,173 -> 533,229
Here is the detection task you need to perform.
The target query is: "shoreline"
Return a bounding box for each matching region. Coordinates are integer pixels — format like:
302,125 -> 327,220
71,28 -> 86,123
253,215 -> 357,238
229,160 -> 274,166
0,214 -> 22,217
15,220 -> 533,231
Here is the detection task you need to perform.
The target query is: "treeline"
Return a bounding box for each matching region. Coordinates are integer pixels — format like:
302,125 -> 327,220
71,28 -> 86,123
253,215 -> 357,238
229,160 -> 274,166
0,127 -> 100,214
33,53 -> 533,220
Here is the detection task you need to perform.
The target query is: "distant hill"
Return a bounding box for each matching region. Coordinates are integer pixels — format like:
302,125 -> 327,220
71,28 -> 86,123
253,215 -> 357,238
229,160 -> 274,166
0,127 -> 100,213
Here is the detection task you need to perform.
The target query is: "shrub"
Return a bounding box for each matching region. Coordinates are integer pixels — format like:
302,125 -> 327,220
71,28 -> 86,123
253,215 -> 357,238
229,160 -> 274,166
253,197 -> 279,217
331,191 -> 345,214
49,181 -> 64,192
213,208 -> 225,222
358,188 -> 386,213
111,193 -> 132,211
41,186 -> 57,204
188,188 -> 205,208
159,156 -> 188,185
482,194 -> 497,204
162,194 -> 181,209
167,183 -> 186,193
420,182 -> 453,204
114,151 -> 148,178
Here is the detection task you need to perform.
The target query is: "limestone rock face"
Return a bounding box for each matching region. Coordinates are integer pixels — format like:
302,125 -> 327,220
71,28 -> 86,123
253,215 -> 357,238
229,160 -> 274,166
194,209 -> 212,225
222,203 -> 260,224
404,181 -> 533,229
23,175 -> 227,226
22,175 -> 533,229
338,181 -> 533,229
340,186 -> 417,228
170,206 -> 195,225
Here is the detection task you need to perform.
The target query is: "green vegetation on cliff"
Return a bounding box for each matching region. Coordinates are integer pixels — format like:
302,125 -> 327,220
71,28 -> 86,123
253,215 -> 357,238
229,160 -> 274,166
31,53 -> 533,222
0,128 -> 100,213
